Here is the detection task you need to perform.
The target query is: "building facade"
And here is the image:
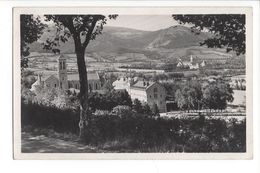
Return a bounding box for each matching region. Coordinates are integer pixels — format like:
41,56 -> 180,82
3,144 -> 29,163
113,78 -> 167,113
31,54 -> 102,93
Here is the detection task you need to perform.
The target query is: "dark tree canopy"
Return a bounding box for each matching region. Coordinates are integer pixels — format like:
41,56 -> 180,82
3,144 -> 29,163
172,14 -> 245,55
20,15 -> 46,68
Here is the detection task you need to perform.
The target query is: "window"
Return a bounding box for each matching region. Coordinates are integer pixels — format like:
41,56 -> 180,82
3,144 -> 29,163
154,94 -> 158,99
59,62 -> 62,70
63,61 -> 66,70
150,95 -> 152,98
54,84 -> 57,88
96,83 -> 98,90
154,88 -> 158,93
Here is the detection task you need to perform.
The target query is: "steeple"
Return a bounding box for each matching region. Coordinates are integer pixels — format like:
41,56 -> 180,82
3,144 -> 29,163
57,54 -> 68,90
190,55 -> 193,63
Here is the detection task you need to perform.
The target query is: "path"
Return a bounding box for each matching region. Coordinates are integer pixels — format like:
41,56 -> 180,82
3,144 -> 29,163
22,132 -> 100,153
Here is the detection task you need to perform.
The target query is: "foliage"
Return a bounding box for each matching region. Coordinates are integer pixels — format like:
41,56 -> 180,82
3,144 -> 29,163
151,103 -> 160,117
174,80 -> 233,111
21,102 -> 79,134
175,81 -> 202,111
172,14 -> 245,55
233,79 -> 246,90
33,87 -> 71,109
132,99 -> 143,113
20,15 -> 46,69
21,70 -> 36,89
143,103 -> 152,115
202,80 -> 234,110
163,81 -> 183,101
22,102 -> 246,152
88,90 -> 132,111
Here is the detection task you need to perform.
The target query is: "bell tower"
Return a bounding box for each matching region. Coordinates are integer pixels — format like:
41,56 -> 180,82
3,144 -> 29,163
190,55 -> 193,63
57,54 -> 68,90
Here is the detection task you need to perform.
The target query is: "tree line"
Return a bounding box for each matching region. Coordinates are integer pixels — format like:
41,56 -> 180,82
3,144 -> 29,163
174,80 -> 234,112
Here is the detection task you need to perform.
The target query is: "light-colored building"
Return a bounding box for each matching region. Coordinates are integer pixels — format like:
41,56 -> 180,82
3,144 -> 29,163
177,55 -> 206,70
31,54 -> 102,93
113,77 -> 167,113
112,77 -> 132,92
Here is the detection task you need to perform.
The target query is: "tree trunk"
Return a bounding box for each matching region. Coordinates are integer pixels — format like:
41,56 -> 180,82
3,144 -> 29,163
75,45 -> 89,140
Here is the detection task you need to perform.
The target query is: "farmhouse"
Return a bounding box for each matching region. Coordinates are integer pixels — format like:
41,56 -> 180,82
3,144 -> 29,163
31,54 -> 102,93
113,77 -> 167,113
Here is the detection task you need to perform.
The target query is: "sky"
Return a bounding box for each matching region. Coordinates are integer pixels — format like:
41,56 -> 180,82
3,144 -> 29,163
105,15 -> 179,31
40,15 -> 180,31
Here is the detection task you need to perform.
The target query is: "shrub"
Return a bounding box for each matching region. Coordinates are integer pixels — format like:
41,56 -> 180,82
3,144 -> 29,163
111,105 -> 133,118
21,102 -> 246,152
21,102 -> 79,134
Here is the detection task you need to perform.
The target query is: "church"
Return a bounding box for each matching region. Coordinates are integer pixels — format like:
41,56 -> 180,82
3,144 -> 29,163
177,55 -> 206,70
31,54 -> 102,93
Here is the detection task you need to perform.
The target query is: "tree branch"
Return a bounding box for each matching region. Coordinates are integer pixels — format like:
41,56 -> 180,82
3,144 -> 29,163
82,17 -> 99,48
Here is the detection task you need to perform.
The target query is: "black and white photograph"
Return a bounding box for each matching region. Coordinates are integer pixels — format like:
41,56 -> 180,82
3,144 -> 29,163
13,7 -> 253,159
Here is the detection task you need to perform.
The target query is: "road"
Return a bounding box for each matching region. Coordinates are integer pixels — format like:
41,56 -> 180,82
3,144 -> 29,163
22,132 -> 100,153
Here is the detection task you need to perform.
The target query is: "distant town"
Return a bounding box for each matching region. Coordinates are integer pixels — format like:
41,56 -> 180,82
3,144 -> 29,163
28,50 -> 246,116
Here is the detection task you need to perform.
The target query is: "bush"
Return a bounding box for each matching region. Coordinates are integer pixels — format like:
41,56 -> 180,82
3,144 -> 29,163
21,102 -> 79,134
22,102 -> 246,152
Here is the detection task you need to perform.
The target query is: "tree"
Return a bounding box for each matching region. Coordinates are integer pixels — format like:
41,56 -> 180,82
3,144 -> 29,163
202,81 -> 234,111
116,90 -> 132,107
175,81 -> 203,112
172,15 -> 245,55
143,103 -> 152,115
151,103 -> 160,117
188,80 -> 203,110
21,70 -> 36,90
175,89 -> 186,111
20,15 -> 46,69
43,15 -> 117,139
133,99 -> 143,113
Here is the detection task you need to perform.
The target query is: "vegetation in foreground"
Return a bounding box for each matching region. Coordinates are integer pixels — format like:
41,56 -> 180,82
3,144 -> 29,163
22,102 -> 246,153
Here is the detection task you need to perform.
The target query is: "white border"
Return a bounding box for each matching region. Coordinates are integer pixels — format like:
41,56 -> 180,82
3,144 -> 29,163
0,0 -> 259,173
13,6 -> 253,160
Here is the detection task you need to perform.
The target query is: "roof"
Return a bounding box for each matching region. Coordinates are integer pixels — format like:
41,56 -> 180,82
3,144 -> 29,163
67,72 -> 100,81
130,81 -> 156,90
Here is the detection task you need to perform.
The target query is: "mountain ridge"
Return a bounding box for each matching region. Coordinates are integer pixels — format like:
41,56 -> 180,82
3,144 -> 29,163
29,25 -> 211,54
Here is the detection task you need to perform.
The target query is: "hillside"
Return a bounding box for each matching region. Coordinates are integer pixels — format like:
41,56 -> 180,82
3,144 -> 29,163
30,25 -> 209,53
28,25 -> 239,63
